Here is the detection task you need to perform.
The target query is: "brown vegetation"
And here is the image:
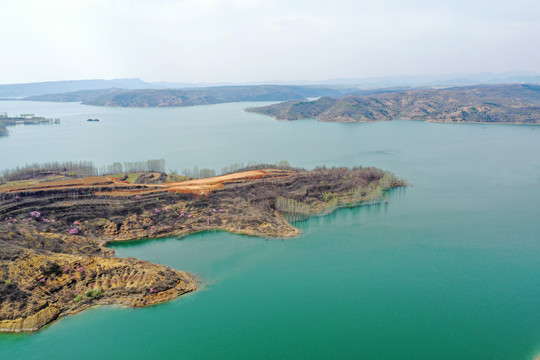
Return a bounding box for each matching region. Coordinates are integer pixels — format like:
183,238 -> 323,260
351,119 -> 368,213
247,84 -> 540,124
0,166 -> 406,332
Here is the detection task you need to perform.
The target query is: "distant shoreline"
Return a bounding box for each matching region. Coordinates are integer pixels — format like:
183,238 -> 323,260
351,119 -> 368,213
0,114 -> 60,136
246,84 -> 540,125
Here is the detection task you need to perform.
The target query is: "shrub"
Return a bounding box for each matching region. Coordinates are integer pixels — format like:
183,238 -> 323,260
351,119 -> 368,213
41,262 -> 63,276
84,287 -> 103,298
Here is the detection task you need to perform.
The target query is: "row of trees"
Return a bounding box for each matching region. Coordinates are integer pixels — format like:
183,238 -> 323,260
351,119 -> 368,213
182,160 -> 293,179
0,115 -> 60,138
1,161 -> 97,182
221,160 -> 292,175
275,196 -> 313,222
1,159 -> 300,183
180,165 -> 216,179
0,159 -> 167,183
99,159 -> 166,175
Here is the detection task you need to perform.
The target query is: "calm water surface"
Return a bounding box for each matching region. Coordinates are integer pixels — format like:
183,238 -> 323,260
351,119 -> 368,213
1,101 -> 540,359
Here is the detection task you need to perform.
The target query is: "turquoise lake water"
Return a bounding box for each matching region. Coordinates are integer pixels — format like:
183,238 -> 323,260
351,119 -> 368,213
1,101 -> 540,359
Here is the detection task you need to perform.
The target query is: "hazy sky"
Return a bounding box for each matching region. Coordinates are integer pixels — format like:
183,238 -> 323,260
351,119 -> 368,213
1,0 -> 540,84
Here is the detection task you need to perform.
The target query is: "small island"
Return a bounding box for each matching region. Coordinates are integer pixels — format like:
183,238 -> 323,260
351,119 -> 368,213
0,113 -> 60,136
246,84 -> 540,124
0,162 -> 406,332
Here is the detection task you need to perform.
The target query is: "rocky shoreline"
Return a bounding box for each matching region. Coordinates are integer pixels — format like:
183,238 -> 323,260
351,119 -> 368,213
0,250 -> 196,333
0,167 -> 406,332
246,84 -> 540,124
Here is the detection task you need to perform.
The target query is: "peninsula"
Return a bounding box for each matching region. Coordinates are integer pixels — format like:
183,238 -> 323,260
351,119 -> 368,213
246,84 -> 540,124
0,165 -> 406,332
24,85 -> 349,107
0,113 -> 60,136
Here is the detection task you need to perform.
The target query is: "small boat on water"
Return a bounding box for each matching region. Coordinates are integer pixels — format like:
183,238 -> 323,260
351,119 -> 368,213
86,118 -> 100,122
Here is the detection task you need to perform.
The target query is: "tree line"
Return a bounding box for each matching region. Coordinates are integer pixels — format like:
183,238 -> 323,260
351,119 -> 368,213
0,159 -> 167,183
103,159 -> 166,174
1,159 -> 298,183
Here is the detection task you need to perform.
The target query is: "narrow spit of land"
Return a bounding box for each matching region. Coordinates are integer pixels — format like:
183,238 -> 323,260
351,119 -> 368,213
0,166 -> 406,332
0,114 -> 60,136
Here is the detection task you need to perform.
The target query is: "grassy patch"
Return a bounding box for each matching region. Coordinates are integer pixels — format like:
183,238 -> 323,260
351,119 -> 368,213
109,173 -> 141,183
74,287 -> 103,302
166,174 -> 189,182
84,287 -> 103,298
0,180 -> 36,188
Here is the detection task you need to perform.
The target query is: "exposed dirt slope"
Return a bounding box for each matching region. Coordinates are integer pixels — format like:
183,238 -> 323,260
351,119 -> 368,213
1,169 -> 294,197
0,244 -> 195,332
0,166 -> 406,332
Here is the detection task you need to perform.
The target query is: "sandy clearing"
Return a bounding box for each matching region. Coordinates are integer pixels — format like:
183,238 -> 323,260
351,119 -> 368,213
1,169 -> 296,197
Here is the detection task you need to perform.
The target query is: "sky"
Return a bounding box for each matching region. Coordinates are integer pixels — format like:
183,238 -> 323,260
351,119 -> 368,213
1,0 -> 540,84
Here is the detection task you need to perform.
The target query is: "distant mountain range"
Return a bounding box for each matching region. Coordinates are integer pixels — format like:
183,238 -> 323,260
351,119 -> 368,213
152,71 -> 540,87
318,71 -> 540,88
2,71 -> 540,99
246,84 -> 540,124
0,78 -> 156,98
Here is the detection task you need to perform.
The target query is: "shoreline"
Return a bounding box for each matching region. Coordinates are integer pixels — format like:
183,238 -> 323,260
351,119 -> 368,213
248,111 -> 540,126
0,166 -> 406,333
0,274 -> 197,333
